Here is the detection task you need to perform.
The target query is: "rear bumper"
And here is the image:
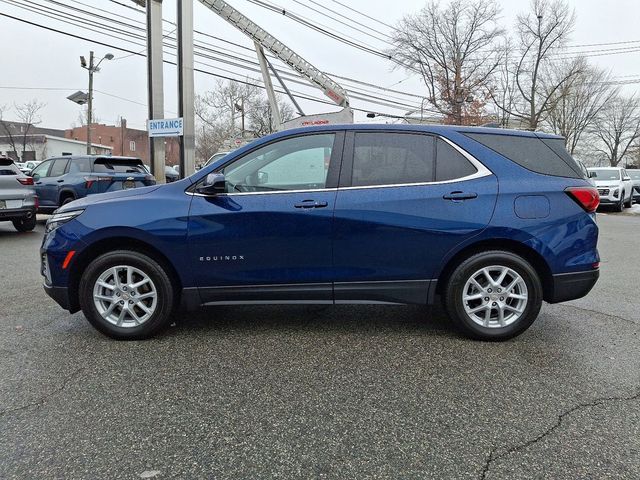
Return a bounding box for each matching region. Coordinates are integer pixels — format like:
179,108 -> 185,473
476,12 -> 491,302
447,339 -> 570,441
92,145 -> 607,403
547,269 -> 599,303
0,206 -> 36,221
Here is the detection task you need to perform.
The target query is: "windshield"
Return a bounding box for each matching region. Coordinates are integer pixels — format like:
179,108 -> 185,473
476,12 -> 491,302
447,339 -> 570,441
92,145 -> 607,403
589,169 -> 620,180
627,170 -> 640,180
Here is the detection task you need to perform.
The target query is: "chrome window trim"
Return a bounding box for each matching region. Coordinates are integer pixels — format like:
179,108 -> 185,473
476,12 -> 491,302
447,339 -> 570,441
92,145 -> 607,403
186,134 -> 492,197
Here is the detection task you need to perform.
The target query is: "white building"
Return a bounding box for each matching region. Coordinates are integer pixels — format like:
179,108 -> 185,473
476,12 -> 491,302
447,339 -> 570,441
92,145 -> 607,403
0,134 -> 111,160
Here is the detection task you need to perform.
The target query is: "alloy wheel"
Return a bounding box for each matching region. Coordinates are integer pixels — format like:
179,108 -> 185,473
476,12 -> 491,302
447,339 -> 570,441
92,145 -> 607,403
92,265 -> 158,328
462,265 -> 528,328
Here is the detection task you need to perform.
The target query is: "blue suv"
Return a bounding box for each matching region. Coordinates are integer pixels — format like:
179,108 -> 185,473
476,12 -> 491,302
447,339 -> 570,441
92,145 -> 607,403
31,155 -> 155,212
41,125 -> 600,341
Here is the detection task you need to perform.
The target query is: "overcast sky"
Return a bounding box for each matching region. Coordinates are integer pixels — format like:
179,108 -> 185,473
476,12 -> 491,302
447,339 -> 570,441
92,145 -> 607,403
1,0 -> 639,130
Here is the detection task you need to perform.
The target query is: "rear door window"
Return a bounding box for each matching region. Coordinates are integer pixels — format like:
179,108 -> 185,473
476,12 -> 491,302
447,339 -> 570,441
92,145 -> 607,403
351,132 -> 434,186
465,133 -> 582,179
435,139 -> 477,181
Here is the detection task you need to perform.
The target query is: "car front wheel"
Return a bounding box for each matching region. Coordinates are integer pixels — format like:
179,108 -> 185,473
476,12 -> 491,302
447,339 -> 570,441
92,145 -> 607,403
443,251 -> 543,341
79,250 -> 175,340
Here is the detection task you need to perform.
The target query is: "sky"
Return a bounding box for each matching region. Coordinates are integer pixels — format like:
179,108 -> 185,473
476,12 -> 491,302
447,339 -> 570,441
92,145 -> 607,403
1,0 -> 639,131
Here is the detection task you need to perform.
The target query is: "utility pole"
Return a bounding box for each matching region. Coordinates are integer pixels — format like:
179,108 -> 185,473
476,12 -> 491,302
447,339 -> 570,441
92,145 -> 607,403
86,51 -> 94,154
80,51 -> 113,154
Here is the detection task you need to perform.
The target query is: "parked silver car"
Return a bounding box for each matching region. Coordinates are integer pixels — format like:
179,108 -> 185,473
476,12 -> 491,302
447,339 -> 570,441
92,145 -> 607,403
0,158 -> 38,231
587,167 -> 633,212
627,169 -> 640,204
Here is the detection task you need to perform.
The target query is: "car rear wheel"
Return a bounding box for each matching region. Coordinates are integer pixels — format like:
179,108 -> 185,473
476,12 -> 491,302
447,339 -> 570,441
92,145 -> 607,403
61,196 -> 75,206
12,215 -> 36,232
79,250 -> 175,340
443,251 -> 543,341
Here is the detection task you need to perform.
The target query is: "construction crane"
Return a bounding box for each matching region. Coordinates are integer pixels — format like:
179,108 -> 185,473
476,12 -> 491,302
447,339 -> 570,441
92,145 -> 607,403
198,0 -> 353,131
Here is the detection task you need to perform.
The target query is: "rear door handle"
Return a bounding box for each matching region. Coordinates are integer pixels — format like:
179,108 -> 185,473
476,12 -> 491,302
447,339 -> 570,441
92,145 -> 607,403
57,179 -> 64,183
294,200 -> 328,209
443,191 -> 478,201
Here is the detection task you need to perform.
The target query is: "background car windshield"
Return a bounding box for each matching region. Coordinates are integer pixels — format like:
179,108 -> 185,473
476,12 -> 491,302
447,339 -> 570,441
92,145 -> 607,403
589,169 -> 620,180
627,170 -> 640,179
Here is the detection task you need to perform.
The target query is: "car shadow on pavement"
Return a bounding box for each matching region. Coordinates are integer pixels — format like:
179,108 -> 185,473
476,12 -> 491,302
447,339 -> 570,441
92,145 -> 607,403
164,304 -> 459,339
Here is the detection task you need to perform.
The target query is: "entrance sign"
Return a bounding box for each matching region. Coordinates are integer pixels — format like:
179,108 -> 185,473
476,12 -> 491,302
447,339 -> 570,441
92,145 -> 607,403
148,118 -> 184,137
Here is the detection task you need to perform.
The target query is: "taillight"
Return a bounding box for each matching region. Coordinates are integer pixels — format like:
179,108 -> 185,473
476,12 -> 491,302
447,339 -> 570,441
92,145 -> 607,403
17,177 -> 34,185
84,176 -> 111,188
565,186 -> 600,213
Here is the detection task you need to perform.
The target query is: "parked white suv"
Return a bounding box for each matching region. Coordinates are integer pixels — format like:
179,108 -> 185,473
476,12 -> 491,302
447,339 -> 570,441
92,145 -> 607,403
587,167 -> 633,211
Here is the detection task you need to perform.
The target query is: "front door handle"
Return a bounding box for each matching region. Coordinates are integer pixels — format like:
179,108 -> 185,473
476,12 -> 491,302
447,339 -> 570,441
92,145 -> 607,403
443,191 -> 478,201
294,200 -> 328,209
57,179 -> 64,183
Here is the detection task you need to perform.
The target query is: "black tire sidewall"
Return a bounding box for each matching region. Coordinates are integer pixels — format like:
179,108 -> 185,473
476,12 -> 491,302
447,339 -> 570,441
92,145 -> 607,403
13,215 -> 36,232
62,196 -> 75,206
79,250 -> 175,340
444,251 -> 543,341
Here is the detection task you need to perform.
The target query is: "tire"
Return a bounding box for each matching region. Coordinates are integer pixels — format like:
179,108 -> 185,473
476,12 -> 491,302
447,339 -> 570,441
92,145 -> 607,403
616,194 -> 624,212
443,250 -> 543,341
61,196 -> 75,206
624,191 -> 632,208
12,215 -> 37,232
79,250 -> 176,340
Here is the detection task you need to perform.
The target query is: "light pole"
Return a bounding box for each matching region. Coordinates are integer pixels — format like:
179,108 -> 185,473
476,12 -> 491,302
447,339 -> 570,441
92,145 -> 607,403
80,51 -> 114,154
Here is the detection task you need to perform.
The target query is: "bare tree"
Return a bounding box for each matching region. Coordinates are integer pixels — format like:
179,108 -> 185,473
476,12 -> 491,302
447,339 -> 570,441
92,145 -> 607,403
0,100 -> 45,160
198,80 -> 260,134
389,0 -> 504,125
247,96 -> 295,137
490,0 -> 580,130
545,59 -> 618,154
590,95 -> 640,167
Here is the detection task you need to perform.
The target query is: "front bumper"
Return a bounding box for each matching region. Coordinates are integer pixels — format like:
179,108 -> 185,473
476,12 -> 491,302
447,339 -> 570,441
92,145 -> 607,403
546,269 -> 599,303
43,283 -> 74,311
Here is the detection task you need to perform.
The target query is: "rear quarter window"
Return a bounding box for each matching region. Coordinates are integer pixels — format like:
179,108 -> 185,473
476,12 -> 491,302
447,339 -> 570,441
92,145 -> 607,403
465,133 -> 583,179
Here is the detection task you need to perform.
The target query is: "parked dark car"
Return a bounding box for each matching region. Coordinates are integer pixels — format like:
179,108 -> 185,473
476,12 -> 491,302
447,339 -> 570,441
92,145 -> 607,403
0,158 -> 38,231
165,165 -> 179,183
31,156 -> 156,213
41,125 -> 599,341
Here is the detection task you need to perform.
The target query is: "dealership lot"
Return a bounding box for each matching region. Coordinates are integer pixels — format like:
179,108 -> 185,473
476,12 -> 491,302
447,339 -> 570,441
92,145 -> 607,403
0,215 -> 638,479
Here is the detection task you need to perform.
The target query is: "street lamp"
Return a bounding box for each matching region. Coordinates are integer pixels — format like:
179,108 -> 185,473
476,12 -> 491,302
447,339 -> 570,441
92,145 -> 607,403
79,51 -> 114,154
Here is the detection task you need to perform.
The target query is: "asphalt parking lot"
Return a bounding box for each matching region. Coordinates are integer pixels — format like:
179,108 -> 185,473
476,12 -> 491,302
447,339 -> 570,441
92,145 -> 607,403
1,214 -> 638,480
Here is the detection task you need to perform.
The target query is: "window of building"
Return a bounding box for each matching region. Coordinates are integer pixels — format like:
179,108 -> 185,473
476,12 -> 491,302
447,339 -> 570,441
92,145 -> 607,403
130,141 -> 136,152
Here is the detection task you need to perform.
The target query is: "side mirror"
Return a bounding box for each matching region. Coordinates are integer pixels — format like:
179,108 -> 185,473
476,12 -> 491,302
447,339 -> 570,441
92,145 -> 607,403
589,172 -> 597,178
197,173 -> 226,195
624,176 -> 631,181
32,173 -> 40,181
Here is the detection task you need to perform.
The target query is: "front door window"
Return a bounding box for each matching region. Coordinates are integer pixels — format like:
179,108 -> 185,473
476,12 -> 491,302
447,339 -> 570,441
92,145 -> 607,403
222,134 -> 335,193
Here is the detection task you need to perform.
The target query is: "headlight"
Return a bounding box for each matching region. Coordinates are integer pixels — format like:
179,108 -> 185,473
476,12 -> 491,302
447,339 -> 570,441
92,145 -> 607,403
613,189 -> 619,198
45,209 -> 84,234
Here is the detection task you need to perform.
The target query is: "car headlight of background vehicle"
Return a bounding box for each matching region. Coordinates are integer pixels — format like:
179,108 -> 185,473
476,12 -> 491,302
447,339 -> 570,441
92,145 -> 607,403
45,210 -> 84,234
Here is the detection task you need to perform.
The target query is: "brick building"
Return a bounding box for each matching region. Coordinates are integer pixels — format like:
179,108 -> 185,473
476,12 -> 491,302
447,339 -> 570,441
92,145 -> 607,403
65,120 -> 180,167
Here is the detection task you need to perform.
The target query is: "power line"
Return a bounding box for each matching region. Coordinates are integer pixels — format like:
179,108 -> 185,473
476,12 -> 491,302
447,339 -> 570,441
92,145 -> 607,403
329,0 -> 396,30
0,10 -> 428,118
2,0 -> 437,113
